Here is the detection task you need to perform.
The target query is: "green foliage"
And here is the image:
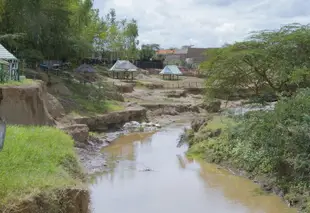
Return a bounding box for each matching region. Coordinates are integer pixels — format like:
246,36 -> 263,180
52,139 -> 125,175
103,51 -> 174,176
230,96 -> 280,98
201,23 -> 310,100
0,2 -> 139,62
98,9 -> 140,61
139,44 -> 160,60
188,89 -> 310,211
0,66 -> 8,83
0,126 -> 83,205
0,79 -> 34,86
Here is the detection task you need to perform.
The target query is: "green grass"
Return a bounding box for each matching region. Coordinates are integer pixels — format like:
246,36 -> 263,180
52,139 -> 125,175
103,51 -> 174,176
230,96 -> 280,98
65,81 -> 124,115
71,96 -> 124,115
0,79 -> 35,86
0,125 -> 84,205
105,100 -> 124,111
203,115 -> 235,131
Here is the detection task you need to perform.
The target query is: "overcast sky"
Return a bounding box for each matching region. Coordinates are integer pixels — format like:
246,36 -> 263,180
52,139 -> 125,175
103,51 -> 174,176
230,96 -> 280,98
93,0 -> 310,49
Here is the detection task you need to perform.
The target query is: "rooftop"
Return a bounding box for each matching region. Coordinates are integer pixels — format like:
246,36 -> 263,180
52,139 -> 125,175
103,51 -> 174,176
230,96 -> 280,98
0,44 -> 17,60
159,65 -> 183,75
156,49 -> 175,55
110,60 -> 138,72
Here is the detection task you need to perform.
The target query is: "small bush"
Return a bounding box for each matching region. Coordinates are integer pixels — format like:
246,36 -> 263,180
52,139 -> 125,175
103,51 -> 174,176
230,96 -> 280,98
188,88 -> 310,212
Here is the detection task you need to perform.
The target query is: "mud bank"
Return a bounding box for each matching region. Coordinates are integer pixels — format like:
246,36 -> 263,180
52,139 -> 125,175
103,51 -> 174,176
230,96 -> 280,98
185,115 -> 301,211
213,162 -> 294,207
72,107 -> 147,131
0,80 -> 54,125
90,125 -> 296,213
2,188 -> 89,213
77,131 -> 120,175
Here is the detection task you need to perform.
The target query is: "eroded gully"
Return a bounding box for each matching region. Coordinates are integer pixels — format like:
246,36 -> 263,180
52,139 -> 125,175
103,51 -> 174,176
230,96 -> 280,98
89,124 -> 297,213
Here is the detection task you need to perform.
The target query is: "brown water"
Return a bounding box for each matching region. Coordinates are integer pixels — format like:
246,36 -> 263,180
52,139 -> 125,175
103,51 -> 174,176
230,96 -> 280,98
90,125 -> 297,213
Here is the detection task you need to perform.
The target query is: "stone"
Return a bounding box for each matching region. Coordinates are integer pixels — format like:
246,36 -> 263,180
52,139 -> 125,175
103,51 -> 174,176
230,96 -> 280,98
155,123 -> 161,128
123,121 -> 140,129
88,135 -> 106,144
146,122 -> 153,126
60,124 -> 89,144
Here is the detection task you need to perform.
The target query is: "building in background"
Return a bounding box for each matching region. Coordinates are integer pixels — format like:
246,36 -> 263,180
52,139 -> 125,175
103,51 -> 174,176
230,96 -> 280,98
155,46 -> 218,76
0,44 -> 19,80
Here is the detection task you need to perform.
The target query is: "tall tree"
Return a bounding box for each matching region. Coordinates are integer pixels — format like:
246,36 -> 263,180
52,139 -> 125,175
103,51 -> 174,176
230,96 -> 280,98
200,23 -> 310,99
139,44 -> 160,60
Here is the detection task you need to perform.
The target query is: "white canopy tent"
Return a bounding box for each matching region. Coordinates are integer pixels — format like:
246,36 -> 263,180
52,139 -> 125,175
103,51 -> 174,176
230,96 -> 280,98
110,60 -> 138,79
159,65 -> 183,80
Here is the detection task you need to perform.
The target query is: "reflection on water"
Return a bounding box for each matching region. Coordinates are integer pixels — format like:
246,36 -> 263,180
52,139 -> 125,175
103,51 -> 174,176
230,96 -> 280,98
90,126 -> 297,213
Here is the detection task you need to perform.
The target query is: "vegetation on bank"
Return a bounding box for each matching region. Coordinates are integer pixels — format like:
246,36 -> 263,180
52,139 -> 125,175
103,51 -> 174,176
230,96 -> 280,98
200,23 -> 310,101
0,1 -> 141,63
0,126 -> 84,206
0,79 -> 34,86
0,1 -> 164,65
187,89 -> 310,212
64,81 -> 124,115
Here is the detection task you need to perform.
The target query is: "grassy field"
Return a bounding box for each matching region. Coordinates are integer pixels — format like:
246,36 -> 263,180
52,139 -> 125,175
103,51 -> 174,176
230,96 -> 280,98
0,125 -> 84,206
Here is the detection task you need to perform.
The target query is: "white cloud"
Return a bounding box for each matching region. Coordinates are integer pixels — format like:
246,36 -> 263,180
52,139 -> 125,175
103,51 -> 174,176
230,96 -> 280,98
93,0 -> 310,48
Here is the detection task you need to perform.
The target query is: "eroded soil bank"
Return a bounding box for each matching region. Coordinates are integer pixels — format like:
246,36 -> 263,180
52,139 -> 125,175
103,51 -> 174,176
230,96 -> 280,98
2,189 -> 89,213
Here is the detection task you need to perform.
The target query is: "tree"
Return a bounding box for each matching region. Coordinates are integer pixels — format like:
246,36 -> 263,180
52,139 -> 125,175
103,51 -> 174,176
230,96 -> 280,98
200,23 -> 310,99
138,43 -> 160,60
0,0 -> 102,61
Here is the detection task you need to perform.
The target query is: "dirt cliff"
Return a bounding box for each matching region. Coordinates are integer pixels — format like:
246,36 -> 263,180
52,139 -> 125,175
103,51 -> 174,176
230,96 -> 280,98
72,107 -> 147,131
0,81 -> 54,125
2,188 -> 89,213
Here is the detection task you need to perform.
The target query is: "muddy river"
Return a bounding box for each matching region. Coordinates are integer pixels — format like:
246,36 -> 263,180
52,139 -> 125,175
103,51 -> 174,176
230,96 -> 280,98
90,125 -> 297,213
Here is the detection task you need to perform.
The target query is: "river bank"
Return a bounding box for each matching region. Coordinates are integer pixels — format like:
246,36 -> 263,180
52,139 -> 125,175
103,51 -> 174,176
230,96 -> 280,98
185,94 -> 310,213
89,123 -> 296,213
2,76 -> 288,213
0,126 -> 87,213
0,75 -> 208,212
77,111 -> 200,175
